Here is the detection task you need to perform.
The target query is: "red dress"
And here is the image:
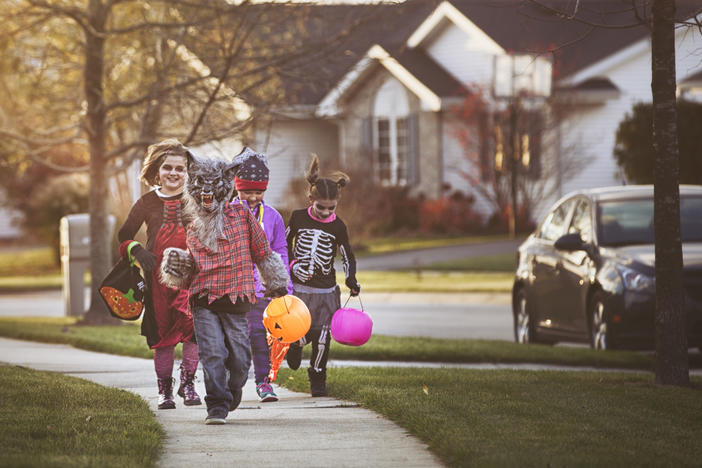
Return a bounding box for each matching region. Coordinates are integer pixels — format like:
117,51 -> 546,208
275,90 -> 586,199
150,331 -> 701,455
149,199 -> 194,348
118,191 -> 194,349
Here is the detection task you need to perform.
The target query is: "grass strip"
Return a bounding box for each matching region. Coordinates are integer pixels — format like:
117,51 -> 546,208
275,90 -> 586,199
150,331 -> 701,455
0,247 -> 59,277
345,271 -> 514,293
418,252 -> 516,272
0,275 -> 64,292
278,367 -> 702,468
358,234 -> 517,255
0,365 -> 162,468
0,318 -> 157,360
3,317 -> 700,370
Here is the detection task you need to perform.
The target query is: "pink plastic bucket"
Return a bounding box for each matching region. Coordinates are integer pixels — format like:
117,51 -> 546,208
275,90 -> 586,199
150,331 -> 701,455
331,307 -> 373,346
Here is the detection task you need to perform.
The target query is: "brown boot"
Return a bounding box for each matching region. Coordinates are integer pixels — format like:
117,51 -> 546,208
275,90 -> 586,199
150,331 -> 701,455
157,377 -> 176,409
177,367 -> 202,406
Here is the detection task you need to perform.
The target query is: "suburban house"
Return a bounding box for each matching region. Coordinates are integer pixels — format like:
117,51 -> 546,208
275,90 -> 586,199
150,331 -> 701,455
8,1 -> 698,241
193,0 -> 702,221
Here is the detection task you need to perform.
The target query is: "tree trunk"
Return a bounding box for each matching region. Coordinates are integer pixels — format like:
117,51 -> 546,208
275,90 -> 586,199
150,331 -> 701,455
651,0 -> 688,386
508,99 -> 519,238
80,0 -> 119,325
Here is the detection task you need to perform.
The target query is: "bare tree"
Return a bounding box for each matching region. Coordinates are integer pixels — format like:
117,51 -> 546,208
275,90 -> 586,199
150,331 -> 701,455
0,0 -> 378,323
450,87 -> 589,233
650,0 -> 688,386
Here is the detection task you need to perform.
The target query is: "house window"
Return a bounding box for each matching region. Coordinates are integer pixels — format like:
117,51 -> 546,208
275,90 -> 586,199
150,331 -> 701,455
375,116 -> 408,185
373,78 -> 410,186
492,109 -> 542,179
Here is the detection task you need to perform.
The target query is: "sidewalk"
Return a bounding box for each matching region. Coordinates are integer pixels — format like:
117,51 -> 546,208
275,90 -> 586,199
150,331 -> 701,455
0,337 -> 444,468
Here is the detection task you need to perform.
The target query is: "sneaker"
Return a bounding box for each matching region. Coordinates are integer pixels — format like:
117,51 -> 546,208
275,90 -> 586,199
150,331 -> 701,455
256,382 -> 279,402
205,416 -> 226,425
286,343 -> 302,370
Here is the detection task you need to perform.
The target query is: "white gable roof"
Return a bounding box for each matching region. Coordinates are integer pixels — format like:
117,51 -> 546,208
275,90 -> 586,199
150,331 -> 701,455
315,45 -> 442,117
406,1 -> 503,54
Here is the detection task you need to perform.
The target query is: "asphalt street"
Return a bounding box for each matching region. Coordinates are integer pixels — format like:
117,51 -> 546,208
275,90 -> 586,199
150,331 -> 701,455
0,289 -> 514,341
0,239 -> 520,340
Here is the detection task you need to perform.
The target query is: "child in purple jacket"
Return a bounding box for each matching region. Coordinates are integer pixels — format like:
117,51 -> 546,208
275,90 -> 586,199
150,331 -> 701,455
231,148 -> 292,402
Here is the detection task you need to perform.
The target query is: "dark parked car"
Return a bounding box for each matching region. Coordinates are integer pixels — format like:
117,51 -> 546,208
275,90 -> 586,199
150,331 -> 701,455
512,185 -> 702,350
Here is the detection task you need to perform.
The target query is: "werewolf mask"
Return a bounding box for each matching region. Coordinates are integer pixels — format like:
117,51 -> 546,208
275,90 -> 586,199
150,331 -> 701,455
184,154 -> 239,251
186,154 -> 238,214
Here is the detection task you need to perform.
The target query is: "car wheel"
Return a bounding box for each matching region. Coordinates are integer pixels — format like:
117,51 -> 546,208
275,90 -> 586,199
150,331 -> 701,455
589,292 -> 608,351
514,289 -> 533,344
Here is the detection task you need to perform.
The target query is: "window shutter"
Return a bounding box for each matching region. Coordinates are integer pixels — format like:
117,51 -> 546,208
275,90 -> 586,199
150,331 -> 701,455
361,117 -> 373,168
478,111 -> 491,182
529,112 -> 542,179
407,113 -> 420,184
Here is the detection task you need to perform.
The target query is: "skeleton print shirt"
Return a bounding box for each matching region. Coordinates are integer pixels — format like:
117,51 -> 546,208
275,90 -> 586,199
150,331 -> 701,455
286,207 -> 357,289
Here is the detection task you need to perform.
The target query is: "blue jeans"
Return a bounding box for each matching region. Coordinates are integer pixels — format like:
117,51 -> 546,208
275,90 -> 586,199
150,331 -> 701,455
246,299 -> 271,385
191,296 -> 251,418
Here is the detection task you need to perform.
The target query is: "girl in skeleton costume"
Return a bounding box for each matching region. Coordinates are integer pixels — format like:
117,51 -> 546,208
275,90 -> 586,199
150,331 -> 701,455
117,139 -> 201,410
285,154 -> 361,397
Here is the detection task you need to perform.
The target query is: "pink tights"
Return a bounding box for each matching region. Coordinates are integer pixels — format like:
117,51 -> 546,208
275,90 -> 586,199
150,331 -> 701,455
154,341 -> 198,380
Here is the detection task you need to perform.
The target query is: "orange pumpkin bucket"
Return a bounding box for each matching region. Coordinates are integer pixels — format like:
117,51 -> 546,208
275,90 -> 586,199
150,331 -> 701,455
263,295 -> 311,344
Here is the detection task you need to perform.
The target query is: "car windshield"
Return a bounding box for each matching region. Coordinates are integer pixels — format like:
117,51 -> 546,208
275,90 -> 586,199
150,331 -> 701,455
597,195 -> 702,246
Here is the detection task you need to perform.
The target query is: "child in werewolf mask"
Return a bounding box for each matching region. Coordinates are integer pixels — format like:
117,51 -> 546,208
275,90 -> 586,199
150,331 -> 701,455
160,150 -> 289,426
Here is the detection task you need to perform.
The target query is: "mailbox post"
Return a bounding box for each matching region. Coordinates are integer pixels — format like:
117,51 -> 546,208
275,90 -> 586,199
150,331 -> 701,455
59,214 -> 114,316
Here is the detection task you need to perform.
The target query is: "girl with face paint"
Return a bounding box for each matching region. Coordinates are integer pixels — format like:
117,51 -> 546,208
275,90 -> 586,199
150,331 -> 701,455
117,139 -> 201,410
285,154 -> 360,397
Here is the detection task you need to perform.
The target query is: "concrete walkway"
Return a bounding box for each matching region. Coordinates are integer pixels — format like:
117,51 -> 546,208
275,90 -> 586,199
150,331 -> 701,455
1,337 -> 444,468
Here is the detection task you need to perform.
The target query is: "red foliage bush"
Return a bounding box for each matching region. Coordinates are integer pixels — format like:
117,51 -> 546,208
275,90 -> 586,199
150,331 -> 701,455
418,192 -> 483,234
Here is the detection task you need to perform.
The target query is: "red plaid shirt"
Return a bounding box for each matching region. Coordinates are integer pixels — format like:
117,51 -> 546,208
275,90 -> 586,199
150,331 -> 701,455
187,203 -> 272,304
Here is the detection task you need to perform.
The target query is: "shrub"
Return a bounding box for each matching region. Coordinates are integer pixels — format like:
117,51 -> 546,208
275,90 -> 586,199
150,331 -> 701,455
418,191 -> 483,234
485,204 -> 535,234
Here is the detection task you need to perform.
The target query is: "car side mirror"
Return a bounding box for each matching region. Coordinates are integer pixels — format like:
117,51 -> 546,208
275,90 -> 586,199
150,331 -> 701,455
554,233 -> 586,251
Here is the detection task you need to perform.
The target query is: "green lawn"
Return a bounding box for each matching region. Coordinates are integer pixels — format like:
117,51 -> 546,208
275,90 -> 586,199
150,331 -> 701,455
2,316 -> 700,370
358,234 -> 519,255
419,252 -> 516,272
343,270 -> 514,293
3,316 -> 702,467
279,367 -> 702,467
0,246 -> 89,292
1,365 -> 162,468
0,246 -> 59,276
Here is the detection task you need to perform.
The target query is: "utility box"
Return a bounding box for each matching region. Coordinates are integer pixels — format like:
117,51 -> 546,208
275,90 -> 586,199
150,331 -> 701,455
60,214 -> 114,316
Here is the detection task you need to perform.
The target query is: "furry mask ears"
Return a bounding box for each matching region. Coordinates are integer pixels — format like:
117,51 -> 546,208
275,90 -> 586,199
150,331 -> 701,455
185,150 -> 200,177
185,149 -> 197,165
224,161 -> 240,180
